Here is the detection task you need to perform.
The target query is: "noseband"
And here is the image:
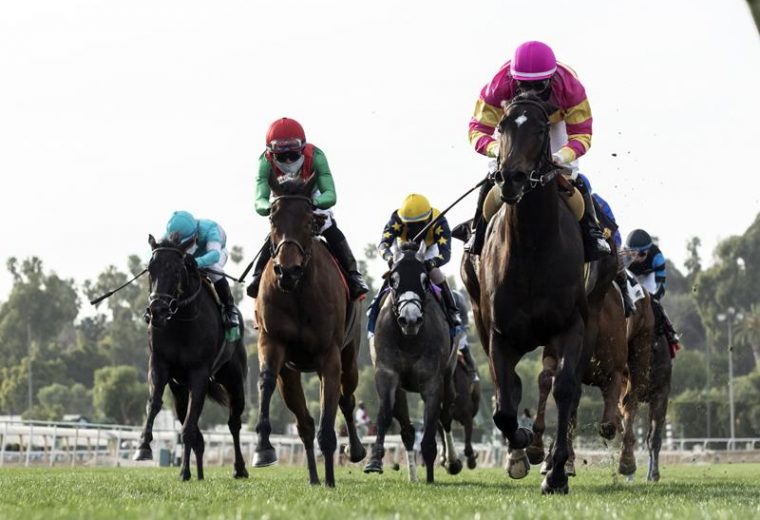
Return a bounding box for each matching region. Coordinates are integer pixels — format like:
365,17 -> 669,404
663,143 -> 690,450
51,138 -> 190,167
147,246 -> 202,322
270,194 -> 315,268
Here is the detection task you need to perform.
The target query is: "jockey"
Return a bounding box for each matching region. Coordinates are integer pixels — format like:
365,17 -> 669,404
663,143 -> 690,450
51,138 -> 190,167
464,40 -> 610,261
578,174 -> 635,317
625,229 -> 681,352
245,117 -> 369,300
367,194 -> 462,336
165,211 -> 239,330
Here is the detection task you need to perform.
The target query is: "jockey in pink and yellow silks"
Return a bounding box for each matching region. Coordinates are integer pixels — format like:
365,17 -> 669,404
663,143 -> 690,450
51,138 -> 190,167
462,41 -> 610,260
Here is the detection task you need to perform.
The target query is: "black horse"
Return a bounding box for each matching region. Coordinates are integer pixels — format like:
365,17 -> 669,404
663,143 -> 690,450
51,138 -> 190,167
363,242 -> 459,483
460,93 -> 616,494
134,235 -> 248,481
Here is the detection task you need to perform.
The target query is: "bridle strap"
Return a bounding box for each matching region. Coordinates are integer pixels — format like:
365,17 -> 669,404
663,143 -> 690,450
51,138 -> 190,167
269,194 -> 315,265
148,247 -> 203,319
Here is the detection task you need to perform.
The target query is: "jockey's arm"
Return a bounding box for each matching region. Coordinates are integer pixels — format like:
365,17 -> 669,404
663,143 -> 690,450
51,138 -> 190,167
429,217 -> 452,267
377,211 -> 403,262
553,68 -> 593,164
195,241 -> 222,268
652,251 -> 667,299
468,65 -> 512,158
254,155 -> 273,216
311,148 -> 336,209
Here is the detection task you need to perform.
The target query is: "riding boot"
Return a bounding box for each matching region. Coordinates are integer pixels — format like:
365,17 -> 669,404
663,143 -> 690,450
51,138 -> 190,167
246,237 -> 272,299
321,224 -> 369,300
438,280 -> 463,332
214,278 -> 239,330
575,178 -> 612,261
615,271 -> 635,317
463,179 -> 493,255
460,345 -> 480,382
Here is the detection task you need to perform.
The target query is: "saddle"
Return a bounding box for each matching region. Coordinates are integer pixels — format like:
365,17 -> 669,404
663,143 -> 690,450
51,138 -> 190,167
481,175 -> 585,223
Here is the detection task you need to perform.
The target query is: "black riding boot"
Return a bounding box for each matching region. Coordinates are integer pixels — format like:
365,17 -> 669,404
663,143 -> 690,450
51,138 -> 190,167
616,271 -> 635,317
460,345 -> 479,381
463,179 -> 493,255
575,178 -> 612,261
214,278 -> 239,329
246,237 -> 272,299
439,280 -> 463,330
323,225 -> 369,300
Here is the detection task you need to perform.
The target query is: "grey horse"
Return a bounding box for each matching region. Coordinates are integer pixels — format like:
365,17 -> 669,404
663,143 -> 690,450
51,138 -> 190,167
363,242 -> 459,483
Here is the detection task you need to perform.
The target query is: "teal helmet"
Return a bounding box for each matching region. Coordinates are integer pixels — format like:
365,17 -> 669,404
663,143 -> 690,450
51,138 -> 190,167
166,211 -> 198,244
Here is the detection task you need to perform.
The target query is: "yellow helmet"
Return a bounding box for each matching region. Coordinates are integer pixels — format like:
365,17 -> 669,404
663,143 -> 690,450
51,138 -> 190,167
398,194 -> 432,223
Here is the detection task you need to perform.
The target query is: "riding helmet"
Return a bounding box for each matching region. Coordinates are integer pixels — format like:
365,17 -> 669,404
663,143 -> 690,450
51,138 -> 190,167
166,211 -> 198,244
398,194 -> 433,223
512,41 -> 557,81
625,229 -> 653,251
266,118 -> 306,153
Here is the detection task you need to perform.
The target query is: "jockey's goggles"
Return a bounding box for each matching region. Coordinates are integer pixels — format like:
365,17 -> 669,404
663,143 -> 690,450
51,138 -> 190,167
516,79 -> 551,92
267,137 -> 305,153
274,151 -> 302,163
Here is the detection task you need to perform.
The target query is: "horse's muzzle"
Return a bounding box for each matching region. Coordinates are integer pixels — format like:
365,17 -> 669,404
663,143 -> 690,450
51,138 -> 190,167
397,315 -> 423,336
274,263 -> 304,292
145,298 -> 177,327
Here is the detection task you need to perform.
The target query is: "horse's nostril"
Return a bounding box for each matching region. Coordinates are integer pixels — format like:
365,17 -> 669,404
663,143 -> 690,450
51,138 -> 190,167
415,316 -> 423,325
398,316 -> 407,326
273,264 -> 283,276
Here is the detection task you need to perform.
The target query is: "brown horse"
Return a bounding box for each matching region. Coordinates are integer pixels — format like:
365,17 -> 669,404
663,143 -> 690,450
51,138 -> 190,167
619,288 -> 673,481
527,282 -> 628,474
252,173 -> 366,487
460,93 -> 616,494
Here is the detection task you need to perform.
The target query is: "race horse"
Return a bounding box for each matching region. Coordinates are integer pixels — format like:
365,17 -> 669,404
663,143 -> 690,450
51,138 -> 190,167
135,235 -> 248,481
363,242 -> 460,483
440,355 -> 482,470
528,281 -> 628,475
460,92 -> 616,494
619,287 -> 672,481
252,173 -> 366,488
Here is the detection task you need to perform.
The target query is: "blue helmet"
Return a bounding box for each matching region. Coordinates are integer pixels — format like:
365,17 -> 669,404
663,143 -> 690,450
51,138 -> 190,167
625,229 -> 653,251
166,211 -> 198,244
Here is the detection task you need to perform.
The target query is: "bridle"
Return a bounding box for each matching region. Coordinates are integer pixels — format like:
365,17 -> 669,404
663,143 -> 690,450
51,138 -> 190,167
389,257 -> 427,320
146,246 -> 202,322
269,194 -> 315,269
497,97 -> 563,200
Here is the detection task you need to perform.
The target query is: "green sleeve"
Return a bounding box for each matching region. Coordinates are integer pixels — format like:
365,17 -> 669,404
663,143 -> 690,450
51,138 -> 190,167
255,154 -> 273,216
311,148 -> 337,209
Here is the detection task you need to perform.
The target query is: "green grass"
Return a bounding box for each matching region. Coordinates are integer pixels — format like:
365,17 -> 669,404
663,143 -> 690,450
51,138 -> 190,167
1,462 -> 759,519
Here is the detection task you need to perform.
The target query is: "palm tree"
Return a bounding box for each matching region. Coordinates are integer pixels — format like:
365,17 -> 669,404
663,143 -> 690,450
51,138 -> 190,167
736,304 -> 760,368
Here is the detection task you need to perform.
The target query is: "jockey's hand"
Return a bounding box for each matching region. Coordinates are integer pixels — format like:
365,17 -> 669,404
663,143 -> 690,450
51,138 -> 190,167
382,250 -> 393,268
424,259 -> 437,272
551,153 -> 565,166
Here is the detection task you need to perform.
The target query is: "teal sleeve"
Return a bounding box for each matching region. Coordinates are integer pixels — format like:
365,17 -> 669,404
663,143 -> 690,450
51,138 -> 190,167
255,155 -> 273,216
311,148 -> 337,209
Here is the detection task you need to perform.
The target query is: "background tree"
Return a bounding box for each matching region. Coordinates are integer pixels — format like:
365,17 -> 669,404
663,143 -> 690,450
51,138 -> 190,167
92,366 -> 147,425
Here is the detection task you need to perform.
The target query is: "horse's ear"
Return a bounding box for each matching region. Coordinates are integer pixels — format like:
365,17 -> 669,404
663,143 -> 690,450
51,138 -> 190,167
303,173 -> 317,196
415,241 -> 427,262
148,234 -> 158,250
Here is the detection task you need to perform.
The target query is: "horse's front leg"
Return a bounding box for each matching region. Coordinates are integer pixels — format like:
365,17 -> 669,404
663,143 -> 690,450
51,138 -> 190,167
490,331 -> 531,449
337,337 -> 367,464
363,367 -> 399,475
253,336 -> 284,468
317,347 -> 342,488
542,314 -> 585,495
134,355 -> 169,461
181,367 -> 210,481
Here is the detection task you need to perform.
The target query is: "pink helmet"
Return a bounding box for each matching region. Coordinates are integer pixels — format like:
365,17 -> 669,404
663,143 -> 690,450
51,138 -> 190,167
512,41 -> 557,81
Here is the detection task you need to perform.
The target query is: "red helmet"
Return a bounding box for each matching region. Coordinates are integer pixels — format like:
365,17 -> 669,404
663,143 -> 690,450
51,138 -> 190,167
266,117 -> 306,153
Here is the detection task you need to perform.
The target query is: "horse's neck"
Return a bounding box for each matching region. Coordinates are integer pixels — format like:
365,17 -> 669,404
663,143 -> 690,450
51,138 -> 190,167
511,181 -> 561,250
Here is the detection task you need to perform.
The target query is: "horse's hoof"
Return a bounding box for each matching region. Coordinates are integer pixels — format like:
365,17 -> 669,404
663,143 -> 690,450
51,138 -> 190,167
363,459 -> 384,474
619,456 -> 637,476
233,466 -> 249,479
507,450 -> 530,480
447,458 -> 463,475
349,443 -> 367,463
647,472 -> 660,482
252,448 -> 278,468
392,463 -> 400,471
133,448 -> 153,461
541,475 -> 569,495
598,422 -> 616,440
466,456 -> 477,470
526,445 -> 545,465
565,460 -> 576,477
180,471 -> 191,481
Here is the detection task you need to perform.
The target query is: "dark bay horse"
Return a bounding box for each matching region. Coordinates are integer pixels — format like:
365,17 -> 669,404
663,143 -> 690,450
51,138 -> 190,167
528,282 -> 628,475
460,93 -> 616,494
619,288 -> 672,481
253,173 -> 365,488
135,235 -> 248,481
363,242 -> 459,483
443,356 -> 481,470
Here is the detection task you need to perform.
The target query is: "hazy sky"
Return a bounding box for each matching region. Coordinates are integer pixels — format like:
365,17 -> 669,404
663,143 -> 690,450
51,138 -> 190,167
1,0 -> 759,307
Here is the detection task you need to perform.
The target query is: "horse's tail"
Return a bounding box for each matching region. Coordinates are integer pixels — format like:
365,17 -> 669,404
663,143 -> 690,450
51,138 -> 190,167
208,380 -> 230,408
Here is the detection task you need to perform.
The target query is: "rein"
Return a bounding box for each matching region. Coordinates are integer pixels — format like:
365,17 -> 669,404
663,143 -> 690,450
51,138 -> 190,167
147,247 -> 203,322
269,194 -> 316,268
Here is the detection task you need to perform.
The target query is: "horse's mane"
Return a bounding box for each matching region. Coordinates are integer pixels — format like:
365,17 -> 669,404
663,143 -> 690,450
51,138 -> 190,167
399,241 -> 420,253
273,176 -> 310,196
157,234 -> 182,248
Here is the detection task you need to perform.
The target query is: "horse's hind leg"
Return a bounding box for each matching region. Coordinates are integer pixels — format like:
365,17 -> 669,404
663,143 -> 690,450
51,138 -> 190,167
182,368 -> 210,481
338,339 -> 366,463
219,368 -> 248,479
364,369 -> 399,475
393,390 -> 418,483
529,349 -> 556,465
278,366 -> 319,485
317,348 -> 342,488
134,357 -> 169,461
647,389 -> 669,482
420,381 -> 444,484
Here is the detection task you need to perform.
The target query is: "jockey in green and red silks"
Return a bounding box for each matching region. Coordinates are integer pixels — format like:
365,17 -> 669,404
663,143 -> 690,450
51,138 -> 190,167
246,117 -> 369,301
464,40 -> 610,261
